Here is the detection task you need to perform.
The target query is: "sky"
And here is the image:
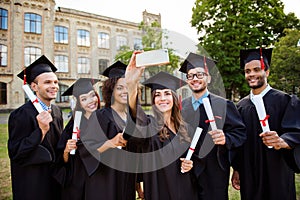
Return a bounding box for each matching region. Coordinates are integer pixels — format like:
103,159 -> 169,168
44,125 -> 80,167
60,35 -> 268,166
54,0 -> 300,56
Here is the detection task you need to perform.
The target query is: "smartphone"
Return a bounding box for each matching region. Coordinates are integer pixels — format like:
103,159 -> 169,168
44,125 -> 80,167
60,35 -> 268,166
136,49 -> 170,67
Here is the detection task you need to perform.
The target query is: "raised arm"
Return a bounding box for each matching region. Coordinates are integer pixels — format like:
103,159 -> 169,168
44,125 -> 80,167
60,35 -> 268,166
125,51 -> 144,118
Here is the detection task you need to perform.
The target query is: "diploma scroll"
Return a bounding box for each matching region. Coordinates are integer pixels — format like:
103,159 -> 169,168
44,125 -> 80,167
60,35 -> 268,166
22,85 -> 44,113
203,97 -> 218,130
70,111 -> 82,155
117,128 -> 125,149
181,127 -> 202,173
252,95 -> 272,148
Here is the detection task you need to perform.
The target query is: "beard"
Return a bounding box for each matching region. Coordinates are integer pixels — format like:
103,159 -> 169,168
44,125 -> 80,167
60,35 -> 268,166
190,85 -> 206,94
248,76 -> 266,89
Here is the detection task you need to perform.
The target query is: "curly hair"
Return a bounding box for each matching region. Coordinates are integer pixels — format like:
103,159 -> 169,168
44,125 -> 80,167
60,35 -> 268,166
151,90 -> 190,143
102,77 -> 119,108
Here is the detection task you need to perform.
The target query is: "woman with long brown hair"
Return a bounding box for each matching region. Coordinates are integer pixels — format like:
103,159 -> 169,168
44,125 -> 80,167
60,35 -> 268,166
56,78 -> 101,200
124,52 -> 198,200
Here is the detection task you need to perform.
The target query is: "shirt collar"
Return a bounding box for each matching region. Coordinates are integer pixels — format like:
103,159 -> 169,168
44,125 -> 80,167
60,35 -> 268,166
192,90 -> 209,111
250,84 -> 272,103
38,98 -> 51,111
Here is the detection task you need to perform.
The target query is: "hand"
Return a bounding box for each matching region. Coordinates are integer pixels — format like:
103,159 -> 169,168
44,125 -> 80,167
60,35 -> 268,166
259,131 -> 290,149
231,170 -> 240,190
125,51 -> 145,87
136,182 -> 144,199
209,129 -> 226,145
180,158 -> 193,173
64,139 -> 77,153
36,110 -> 53,137
109,133 -> 127,148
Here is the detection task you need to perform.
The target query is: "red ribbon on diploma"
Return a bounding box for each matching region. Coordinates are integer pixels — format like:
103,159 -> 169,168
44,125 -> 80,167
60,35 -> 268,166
205,119 -> 215,124
205,116 -> 222,124
189,147 -> 195,152
32,98 -> 39,104
260,115 -> 270,127
73,127 -> 80,139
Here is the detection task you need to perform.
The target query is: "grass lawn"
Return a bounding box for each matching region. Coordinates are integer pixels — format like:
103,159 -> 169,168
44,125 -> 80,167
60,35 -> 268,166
0,124 -> 12,200
0,122 -> 300,199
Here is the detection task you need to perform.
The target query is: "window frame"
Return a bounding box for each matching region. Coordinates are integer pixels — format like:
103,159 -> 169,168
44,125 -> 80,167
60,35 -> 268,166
0,8 -> 8,30
0,44 -> 7,67
54,25 -> 68,44
77,57 -> 90,74
24,13 -> 42,34
55,55 -> 69,72
77,29 -> 90,47
24,47 -> 42,66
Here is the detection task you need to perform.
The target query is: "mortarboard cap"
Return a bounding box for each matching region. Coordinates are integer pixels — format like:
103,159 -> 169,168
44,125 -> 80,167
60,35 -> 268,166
142,71 -> 187,92
179,52 -> 216,74
240,48 -> 273,70
17,55 -> 57,84
102,61 -> 127,78
62,78 -> 99,97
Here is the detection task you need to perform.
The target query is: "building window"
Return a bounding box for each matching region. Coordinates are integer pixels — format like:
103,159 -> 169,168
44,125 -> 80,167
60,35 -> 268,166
77,29 -> 90,46
0,8 -> 8,30
56,84 -> 69,103
24,47 -> 42,66
134,38 -> 143,50
141,86 -> 145,101
24,13 -> 42,34
0,82 -> 7,104
0,44 -> 7,67
54,26 -> 68,44
98,59 -> 109,74
98,86 -> 103,102
78,57 -> 90,74
116,36 -> 127,50
98,32 -> 110,49
55,55 -> 68,72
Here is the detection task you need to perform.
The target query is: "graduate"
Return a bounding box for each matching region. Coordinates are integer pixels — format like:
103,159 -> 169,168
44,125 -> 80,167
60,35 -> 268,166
231,48 -> 300,200
82,61 -> 137,200
8,55 -> 63,200
56,78 -> 100,199
179,52 -> 246,200
124,52 -> 198,200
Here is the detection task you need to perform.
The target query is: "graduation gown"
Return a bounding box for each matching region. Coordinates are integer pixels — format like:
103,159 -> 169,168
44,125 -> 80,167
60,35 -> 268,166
55,116 -> 100,200
8,101 -> 63,200
81,107 -> 137,200
124,104 -> 198,200
234,89 -> 300,200
181,93 -> 246,200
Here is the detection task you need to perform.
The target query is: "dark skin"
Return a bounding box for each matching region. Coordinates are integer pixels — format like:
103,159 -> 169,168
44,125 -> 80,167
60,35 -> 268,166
231,59 -> 290,191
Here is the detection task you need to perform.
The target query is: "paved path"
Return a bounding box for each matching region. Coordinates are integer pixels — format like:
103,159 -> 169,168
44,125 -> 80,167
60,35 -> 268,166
0,113 -> 9,125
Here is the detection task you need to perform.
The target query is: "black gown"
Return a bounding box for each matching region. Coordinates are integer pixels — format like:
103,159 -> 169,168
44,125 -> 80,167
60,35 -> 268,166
234,89 -> 300,200
56,115 -> 100,200
124,104 -> 199,200
181,93 -> 246,200
81,107 -> 137,200
8,101 -> 63,200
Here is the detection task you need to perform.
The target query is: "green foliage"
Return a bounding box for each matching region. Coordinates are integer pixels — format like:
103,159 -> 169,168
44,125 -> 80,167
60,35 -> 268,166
191,0 -> 300,99
269,29 -> 300,97
114,21 -> 181,77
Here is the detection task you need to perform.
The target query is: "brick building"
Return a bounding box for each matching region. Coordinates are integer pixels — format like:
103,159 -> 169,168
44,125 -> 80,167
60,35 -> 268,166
0,0 -> 161,110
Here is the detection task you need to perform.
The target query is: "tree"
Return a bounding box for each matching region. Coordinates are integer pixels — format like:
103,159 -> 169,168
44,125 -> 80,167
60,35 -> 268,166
191,0 -> 300,100
269,29 -> 300,97
115,21 -> 180,77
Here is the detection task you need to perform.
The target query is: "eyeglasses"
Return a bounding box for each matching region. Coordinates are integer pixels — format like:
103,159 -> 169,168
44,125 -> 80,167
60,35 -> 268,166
186,72 -> 208,80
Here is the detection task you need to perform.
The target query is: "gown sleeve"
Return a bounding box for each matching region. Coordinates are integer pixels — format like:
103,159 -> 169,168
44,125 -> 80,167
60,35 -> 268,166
8,105 -> 52,166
